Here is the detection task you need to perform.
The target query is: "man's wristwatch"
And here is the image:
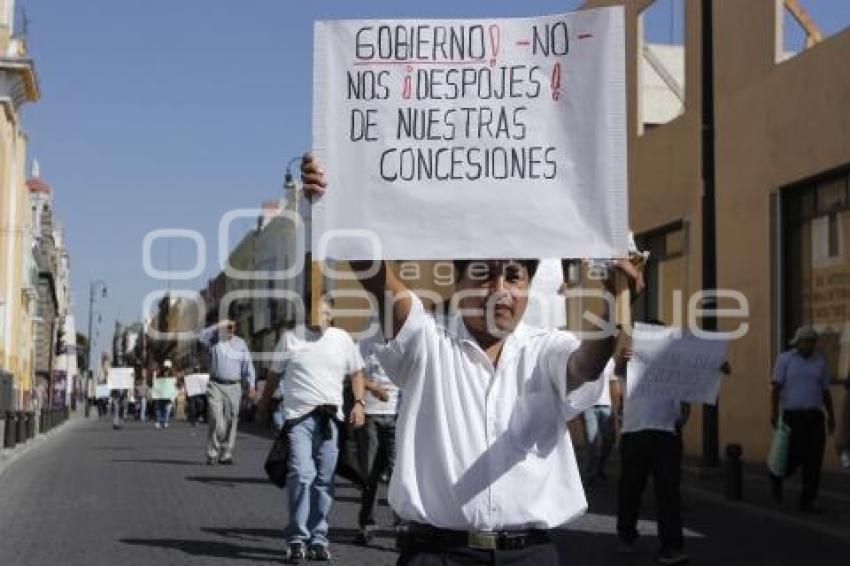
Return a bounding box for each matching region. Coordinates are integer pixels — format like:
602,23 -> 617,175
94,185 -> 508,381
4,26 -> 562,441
354,398 -> 366,408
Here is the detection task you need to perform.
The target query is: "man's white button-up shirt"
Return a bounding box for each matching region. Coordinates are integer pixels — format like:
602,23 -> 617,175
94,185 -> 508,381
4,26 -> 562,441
375,294 -> 604,531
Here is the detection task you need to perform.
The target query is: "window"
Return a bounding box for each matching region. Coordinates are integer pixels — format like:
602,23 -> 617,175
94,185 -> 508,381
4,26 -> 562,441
777,0 -> 850,63
638,0 -> 686,133
782,168 -> 850,378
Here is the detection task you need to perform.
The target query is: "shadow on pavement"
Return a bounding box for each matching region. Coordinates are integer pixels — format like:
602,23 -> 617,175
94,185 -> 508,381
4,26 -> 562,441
187,476 -> 273,487
113,458 -> 202,466
120,538 -> 279,561
333,494 -> 390,506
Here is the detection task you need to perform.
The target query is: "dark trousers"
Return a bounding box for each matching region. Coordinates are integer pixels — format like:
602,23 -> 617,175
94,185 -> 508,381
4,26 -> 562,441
617,430 -> 683,551
398,543 -> 560,565
358,414 -> 397,527
771,410 -> 826,506
187,395 -> 206,424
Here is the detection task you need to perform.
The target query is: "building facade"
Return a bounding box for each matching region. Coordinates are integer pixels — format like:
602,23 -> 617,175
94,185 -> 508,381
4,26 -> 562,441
0,1 -> 39,411
579,0 -> 849,469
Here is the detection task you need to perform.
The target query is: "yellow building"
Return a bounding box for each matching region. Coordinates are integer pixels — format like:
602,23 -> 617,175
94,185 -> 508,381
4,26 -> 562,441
0,1 -> 40,410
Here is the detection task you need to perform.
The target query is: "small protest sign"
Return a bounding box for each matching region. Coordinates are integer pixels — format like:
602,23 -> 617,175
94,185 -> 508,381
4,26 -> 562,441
184,373 -> 210,398
107,367 -> 135,390
626,323 -> 729,405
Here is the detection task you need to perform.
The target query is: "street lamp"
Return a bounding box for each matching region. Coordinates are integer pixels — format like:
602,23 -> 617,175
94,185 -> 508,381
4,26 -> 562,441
85,279 -> 107,417
284,155 -> 302,210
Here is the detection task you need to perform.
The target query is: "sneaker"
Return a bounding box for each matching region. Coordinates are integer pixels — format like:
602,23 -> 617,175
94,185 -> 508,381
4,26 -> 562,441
154,423 -> 161,429
206,457 -> 217,466
286,542 -> 306,563
219,458 -> 234,465
163,423 -> 169,429
657,548 -> 689,565
308,545 -> 332,561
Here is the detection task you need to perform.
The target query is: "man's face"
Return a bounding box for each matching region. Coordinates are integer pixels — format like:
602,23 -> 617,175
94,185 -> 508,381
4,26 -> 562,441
797,337 -> 816,357
456,260 -> 531,340
318,301 -> 333,330
221,322 -> 235,340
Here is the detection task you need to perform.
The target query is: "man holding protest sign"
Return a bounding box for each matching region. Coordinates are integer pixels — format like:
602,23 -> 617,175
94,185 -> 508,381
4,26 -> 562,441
614,340 -> 689,565
302,153 -> 643,566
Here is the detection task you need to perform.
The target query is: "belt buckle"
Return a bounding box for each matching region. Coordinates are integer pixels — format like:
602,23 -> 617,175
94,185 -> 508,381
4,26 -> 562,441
467,530 -> 498,550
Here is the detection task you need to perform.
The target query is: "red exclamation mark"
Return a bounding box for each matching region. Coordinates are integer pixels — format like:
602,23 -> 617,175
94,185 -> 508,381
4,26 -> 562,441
489,24 -> 500,66
402,66 -> 412,100
551,62 -> 562,101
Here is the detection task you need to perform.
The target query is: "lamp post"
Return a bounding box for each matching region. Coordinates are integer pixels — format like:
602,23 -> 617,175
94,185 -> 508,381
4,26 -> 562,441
85,279 -> 107,417
284,156 -> 302,211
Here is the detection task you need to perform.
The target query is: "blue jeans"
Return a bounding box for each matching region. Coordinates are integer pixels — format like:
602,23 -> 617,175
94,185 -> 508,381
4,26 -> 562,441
285,413 -> 339,547
583,405 -> 615,479
155,400 -> 171,426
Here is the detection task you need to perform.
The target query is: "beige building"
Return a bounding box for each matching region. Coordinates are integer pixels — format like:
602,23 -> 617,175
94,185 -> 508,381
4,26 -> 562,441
574,0 -> 849,469
0,1 -> 39,411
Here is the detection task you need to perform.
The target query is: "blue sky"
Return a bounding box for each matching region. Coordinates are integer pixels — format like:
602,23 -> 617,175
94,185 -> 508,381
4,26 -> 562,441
19,0 -> 848,367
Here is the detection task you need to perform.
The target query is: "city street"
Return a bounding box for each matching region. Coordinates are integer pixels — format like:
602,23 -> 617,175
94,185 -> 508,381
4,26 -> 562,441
0,415 -> 847,566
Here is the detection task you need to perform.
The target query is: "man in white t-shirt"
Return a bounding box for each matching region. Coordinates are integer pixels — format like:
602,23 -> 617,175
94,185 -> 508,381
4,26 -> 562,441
303,154 -> 644,565
615,328 -> 690,566
268,298 -> 366,562
355,335 -> 401,545
581,358 -> 622,485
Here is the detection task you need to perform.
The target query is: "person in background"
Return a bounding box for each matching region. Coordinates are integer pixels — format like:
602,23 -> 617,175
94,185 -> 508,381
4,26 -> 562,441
581,358 -> 621,485
136,378 -> 148,423
267,297 -> 366,563
154,360 -> 177,429
770,327 -> 836,511
110,388 -> 127,430
616,321 -> 690,566
198,318 -> 256,465
837,377 -> 850,469
186,367 -> 207,427
354,332 -> 401,545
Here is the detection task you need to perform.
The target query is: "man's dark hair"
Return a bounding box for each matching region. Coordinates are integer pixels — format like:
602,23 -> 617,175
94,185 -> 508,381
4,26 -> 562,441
453,259 -> 540,283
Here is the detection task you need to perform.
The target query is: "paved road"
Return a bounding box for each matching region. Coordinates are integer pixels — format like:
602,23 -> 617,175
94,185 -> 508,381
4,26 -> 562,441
0,415 -> 847,565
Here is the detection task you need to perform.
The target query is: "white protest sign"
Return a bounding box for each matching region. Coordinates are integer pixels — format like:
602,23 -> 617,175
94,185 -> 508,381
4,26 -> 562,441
313,7 -> 627,260
184,373 -> 210,397
95,385 -> 110,399
107,367 -> 135,390
627,323 -> 729,405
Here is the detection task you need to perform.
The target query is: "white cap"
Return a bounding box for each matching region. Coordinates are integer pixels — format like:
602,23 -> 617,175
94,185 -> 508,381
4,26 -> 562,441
163,359 -> 173,369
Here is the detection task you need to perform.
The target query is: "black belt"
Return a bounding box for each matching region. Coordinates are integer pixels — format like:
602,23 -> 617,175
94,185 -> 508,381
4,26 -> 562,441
397,522 -> 551,551
210,377 -> 239,385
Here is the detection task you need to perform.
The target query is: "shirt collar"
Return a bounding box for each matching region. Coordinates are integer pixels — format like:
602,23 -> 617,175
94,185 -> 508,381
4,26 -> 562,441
444,313 -> 533,366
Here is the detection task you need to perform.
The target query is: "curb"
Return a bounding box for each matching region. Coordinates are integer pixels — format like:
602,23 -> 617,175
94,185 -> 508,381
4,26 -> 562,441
0,410 -> 87,479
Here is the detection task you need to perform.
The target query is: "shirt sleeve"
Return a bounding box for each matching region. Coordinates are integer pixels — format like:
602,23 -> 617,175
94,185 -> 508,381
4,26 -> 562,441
772,353 -> 788,387
542,331 -> 606,421
241,342 -> 256,388
374,292 -> 431,389
198,324 -> 218,348
347,334 -> 365,375
270,334 -> 291,375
